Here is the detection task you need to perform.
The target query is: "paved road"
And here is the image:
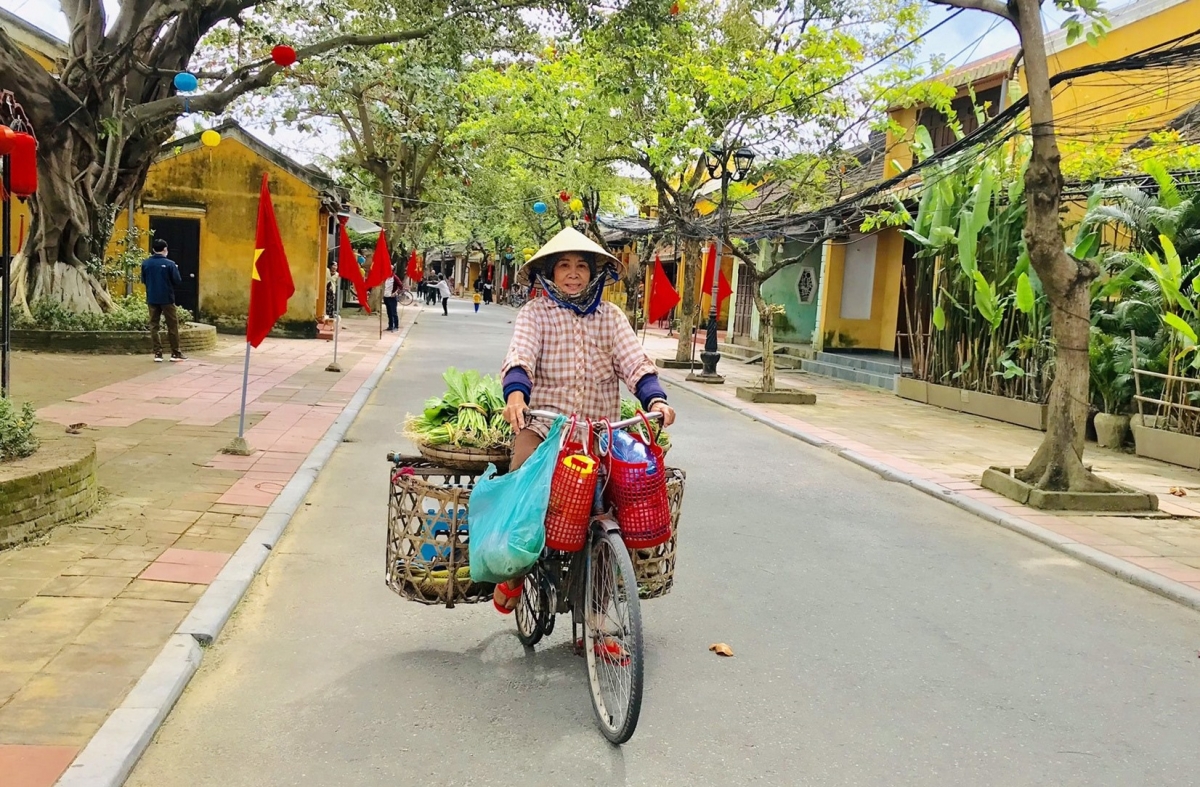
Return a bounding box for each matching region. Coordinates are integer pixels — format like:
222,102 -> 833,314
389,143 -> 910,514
129,300 -> 1200,787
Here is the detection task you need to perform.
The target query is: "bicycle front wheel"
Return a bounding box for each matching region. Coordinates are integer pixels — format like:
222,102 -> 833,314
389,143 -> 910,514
583,527 -> 644,744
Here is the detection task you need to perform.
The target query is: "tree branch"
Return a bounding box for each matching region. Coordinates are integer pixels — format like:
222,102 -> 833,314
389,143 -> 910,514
928,0 -> 1014,22
125,2 -> 525,127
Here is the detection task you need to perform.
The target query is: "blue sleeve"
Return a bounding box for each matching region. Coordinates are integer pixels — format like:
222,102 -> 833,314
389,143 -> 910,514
503,367 -> 532,404
171,262 -> 182,285
635,374 -> 667,409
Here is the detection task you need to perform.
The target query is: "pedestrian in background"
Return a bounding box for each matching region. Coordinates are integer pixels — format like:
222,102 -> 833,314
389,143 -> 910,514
140,238 -> 186,362
383,266 -> 401,331
473,290 -> 482,313
436,275 -> 452,316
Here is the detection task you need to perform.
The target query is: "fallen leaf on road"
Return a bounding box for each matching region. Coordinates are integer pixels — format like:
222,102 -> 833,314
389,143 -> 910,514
1170,486 -> 1188,497
65,423 -> 87,435
709,643 -> 734,657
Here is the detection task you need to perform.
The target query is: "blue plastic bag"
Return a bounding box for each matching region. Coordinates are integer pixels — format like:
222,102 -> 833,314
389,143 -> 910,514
467,417 -> 565,583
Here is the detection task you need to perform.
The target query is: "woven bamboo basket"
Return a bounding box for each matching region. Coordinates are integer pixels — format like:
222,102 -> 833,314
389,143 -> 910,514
416,443 -> 510,474
386,458 -> 494,607
631,467 -> 685,600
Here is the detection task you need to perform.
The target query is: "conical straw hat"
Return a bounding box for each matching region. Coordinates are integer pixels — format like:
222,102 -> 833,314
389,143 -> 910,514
517,226 -> 623,285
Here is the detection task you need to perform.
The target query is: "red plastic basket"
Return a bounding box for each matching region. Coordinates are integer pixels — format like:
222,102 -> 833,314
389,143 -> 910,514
604,414 -> 671,549
544,418 -> 598,552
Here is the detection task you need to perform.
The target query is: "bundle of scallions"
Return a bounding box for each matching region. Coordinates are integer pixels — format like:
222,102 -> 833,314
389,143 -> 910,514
404,368 -> 513,450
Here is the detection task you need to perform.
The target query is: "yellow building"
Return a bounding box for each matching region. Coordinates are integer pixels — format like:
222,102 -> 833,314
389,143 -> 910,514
112,121 -> 340,336
1,13 -> 339,337
817,0 -> 1200,362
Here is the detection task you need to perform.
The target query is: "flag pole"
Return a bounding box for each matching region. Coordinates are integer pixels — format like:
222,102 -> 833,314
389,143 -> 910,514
326,290 -> 342,372
326,215 -> 345,373
222,342 -> 255,455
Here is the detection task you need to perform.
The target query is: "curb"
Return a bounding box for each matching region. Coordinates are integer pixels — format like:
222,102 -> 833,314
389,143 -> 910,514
664,376 -> 1200,614
55,318 -> 418,787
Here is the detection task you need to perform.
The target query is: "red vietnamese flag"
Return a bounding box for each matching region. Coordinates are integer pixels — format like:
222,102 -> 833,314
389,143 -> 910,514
364,230 -> 392,289
501,272 -> 509,290
337,219 -> 372,313
700,243 -> 733,308
246,174 -> 296,348
647,255 -> 680,324
406,250 -> 422,282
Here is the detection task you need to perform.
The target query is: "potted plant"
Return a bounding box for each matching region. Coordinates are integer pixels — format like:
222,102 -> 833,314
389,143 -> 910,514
1089,328 -> 1134,449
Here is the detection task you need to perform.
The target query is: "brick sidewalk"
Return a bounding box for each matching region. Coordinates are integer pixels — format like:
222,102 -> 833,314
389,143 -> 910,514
0,311 -> 415,787
642,332 -> 1200,596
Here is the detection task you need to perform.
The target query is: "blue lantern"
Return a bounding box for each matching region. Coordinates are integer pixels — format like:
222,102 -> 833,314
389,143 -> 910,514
533,201 -> 548,214
173,72 -> 198,92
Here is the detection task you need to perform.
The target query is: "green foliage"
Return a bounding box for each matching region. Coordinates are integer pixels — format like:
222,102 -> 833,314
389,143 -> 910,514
1086,170 -> 1200,433
16,297 -> 195,332
0,398 -> 39,463
896,124 -> 1052,403
1088,329 -> 1133,415
87,225 -> 150,284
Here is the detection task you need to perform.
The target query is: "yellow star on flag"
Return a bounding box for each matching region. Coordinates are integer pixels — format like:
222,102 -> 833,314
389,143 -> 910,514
251,247 -> 264,281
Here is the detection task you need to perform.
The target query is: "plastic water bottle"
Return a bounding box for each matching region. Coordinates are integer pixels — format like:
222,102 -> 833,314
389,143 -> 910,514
602,430 -> 657,475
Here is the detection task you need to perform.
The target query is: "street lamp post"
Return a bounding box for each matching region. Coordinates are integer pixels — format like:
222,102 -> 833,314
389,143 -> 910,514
689,144 -> 755,384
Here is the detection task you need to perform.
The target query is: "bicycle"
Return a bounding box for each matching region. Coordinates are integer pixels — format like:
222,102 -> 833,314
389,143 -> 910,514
397,287 -> 416,307
511,409 -> 661,744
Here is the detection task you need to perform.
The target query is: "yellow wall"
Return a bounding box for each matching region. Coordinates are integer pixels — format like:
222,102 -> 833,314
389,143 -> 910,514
888,0 -> 1200,173
128,137 -> 327,332
818,229 -> 904,351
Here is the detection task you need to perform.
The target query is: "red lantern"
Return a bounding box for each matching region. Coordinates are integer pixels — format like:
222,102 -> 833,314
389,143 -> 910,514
9,133 -> 37,197
271,45 -> 298,67
0,126 -> 14,155
559,191 -> 570,202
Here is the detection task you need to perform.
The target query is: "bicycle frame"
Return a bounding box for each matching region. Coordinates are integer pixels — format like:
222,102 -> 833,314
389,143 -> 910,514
522,410 -> 658,649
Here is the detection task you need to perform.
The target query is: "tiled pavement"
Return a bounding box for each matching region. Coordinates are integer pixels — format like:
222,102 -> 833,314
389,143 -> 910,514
0,312 -> 415,787
643,332 -> 1200,595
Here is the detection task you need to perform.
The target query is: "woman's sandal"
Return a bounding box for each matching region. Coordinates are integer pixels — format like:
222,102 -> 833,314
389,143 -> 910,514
492,580 -> 522,615
574,636 -> 631,667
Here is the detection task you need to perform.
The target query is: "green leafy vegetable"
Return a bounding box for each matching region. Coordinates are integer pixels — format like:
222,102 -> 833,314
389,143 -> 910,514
404,368 -> 512,449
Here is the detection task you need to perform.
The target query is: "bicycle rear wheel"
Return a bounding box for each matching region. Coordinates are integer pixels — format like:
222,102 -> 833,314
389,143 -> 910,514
583,528 -> 644,744
515,572 -> 549,647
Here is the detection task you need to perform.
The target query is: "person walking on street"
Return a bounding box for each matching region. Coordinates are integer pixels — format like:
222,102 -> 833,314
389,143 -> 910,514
473,290 -> 482,313
383,267 -> 401,331
436,275 -> 452,316
141,238 -> 186,362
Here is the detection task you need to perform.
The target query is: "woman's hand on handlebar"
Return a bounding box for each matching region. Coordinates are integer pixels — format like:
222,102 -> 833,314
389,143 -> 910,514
649,400 -> 676,427
503,392 -> 528,433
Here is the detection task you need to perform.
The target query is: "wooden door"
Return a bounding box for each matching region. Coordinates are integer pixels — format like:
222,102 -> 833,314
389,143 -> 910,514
148,216 -> 201,314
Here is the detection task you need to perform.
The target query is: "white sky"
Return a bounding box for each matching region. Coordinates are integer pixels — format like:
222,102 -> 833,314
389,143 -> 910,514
3,0 -> 1073,167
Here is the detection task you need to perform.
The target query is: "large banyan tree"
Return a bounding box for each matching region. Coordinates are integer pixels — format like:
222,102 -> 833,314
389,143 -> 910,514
0,0 -> 542,313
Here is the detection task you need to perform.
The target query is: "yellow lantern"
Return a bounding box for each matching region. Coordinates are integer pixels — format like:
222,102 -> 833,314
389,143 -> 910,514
568,197 -> 583,212
522,247 -> 535,256
201,130 -> 221,148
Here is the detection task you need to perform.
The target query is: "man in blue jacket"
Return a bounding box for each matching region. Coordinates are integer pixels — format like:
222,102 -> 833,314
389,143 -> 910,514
140,239 -> 185,362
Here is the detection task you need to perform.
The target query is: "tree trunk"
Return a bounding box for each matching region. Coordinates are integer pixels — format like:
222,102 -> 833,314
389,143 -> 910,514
674,236 -> 701,363
1009,0 -> 1114,492
10,140 -> 119,314
754,283 -> 777,394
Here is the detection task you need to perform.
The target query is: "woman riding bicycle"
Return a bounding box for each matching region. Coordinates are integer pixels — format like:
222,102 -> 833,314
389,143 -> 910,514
495,227 -> 676,613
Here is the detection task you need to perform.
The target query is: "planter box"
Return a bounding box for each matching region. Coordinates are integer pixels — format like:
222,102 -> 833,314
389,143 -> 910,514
735,387 -> 816,405
657,358 -> 698,370
12,322 -> 217,354
1,438 -> 98,550
1131,420 -> 1200,469
981,466 -> 1158,512
895,376 -> 928,404
923,382 -> 1047,431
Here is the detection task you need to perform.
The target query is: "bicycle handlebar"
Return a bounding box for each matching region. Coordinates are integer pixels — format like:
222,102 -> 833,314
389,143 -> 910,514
524,409 -> 662,430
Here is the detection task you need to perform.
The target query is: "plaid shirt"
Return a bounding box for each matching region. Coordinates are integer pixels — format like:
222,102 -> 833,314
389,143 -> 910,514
502,298 -> 658,434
